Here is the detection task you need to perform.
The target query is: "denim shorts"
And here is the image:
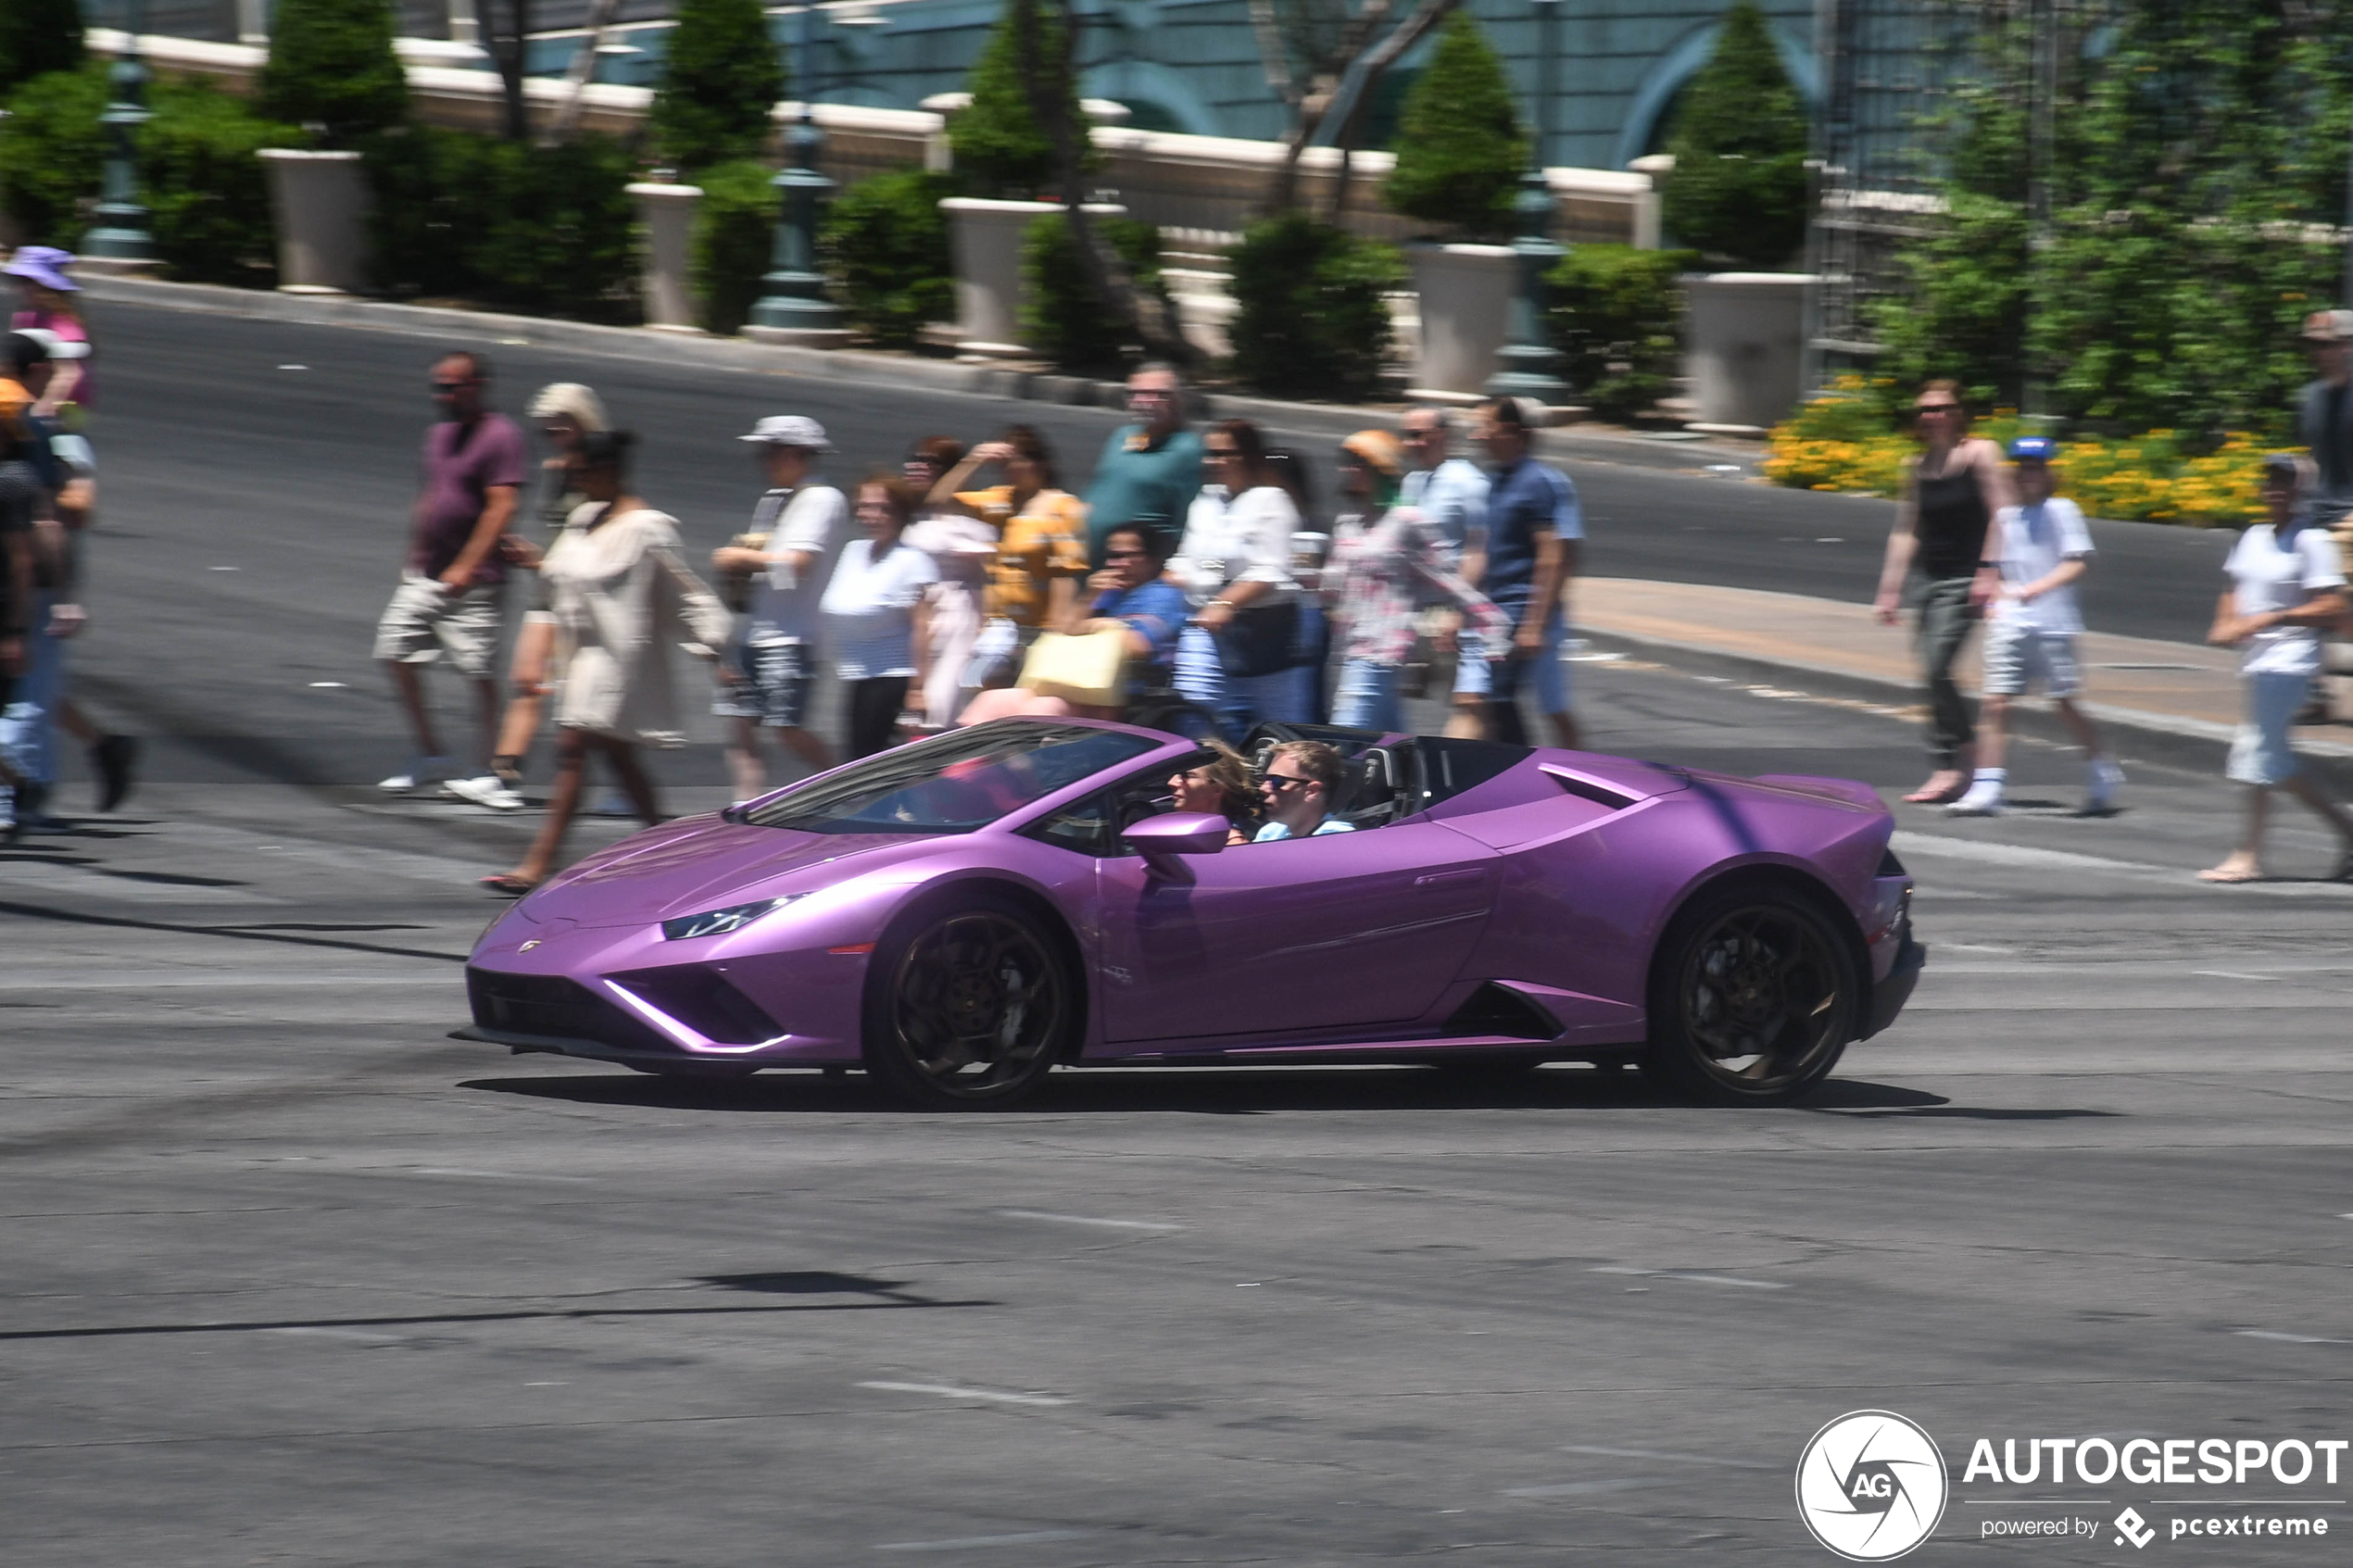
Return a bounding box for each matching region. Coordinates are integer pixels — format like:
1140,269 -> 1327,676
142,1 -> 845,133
713,639 -> 816,729
2226,670 -> 2308,786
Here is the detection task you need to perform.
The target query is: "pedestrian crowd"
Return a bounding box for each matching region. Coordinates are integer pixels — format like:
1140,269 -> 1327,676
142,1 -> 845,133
1874,312 -> 2353,883
359,353 -> 1589,892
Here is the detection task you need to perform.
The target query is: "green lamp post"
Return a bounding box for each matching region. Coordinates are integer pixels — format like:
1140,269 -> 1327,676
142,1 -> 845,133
748,3 -> 847,340
84,0 -> 157,263
1483,0 -> 1571,405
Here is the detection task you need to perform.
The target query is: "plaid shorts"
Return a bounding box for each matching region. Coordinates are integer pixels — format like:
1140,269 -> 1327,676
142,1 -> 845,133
713,638 -> 817,729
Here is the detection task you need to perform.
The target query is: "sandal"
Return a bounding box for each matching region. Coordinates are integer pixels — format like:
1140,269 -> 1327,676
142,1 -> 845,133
479,873 -> 540,897
2195,864 -> 2264,884
1903,773 -> 1969,805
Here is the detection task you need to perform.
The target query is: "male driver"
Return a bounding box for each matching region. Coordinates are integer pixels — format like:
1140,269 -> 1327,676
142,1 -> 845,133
373,351 -> 526,802
1401,406 -> 1493,740
1474,396 -> 1582,748
1252,739 -> 1356,841
2296,308 -> 2353,721
1083,361 -> 1203,565
1947,437 -> 2123,817
711,415 -> 847,802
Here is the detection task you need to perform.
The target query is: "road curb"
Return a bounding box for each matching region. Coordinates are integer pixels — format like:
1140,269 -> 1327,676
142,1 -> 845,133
72,272 -> 1768,477
1579,626 -> 2353,787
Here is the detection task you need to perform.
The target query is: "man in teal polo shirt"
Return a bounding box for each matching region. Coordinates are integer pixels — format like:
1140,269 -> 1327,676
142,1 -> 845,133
1084,362 -> 1204,566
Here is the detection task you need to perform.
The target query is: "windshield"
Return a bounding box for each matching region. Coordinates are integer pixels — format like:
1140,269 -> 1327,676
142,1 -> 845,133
738,722 -> 1164,835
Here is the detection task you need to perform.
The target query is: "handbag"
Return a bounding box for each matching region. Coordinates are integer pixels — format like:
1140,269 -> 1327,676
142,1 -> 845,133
1212,597 -> 1301,679
1018,626 -> 1130,707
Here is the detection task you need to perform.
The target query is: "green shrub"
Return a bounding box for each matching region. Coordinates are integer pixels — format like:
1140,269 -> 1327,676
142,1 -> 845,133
1382,12 -> 1525,240
952,0 -> 1092,200
145,75 -> 305,285
650,0 -> 782,173
690,157 -> 775,335
0,62 -> 106,245
1660,1 -> 1808,268
0,0 -> 83,95
1544,244 -> 1698,422
364,126 -> 637,320
1226,211 -> 1402,401
1019,209 -> 1165,373
257,0 -> 407,147
819,165 -> 956,347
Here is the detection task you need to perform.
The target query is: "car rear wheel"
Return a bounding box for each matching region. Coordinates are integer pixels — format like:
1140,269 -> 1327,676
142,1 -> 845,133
1642,884 -> 1858,1105
863,895 -> 1072,1109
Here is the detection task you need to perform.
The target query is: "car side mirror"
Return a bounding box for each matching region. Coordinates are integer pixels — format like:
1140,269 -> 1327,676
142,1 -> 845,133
1125,811 -> 1230,877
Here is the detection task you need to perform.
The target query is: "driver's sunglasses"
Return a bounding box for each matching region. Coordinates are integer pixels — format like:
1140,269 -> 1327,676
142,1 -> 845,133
1261,773 -> 1309,792
432,379 -> 472,394
1915,404 -> 1958,418
1204,447 -> 1238,460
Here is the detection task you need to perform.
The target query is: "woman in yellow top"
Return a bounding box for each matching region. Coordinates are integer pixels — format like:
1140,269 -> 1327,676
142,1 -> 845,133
925,424 -> 1089,694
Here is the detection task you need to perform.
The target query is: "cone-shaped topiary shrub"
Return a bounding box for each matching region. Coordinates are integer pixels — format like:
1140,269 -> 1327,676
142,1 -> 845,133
1382,11 -> 1526,240
257,0 -> 408,146
1659,1 -> 1808,269
951,0 -> 1093,199
650,0 -> 784,173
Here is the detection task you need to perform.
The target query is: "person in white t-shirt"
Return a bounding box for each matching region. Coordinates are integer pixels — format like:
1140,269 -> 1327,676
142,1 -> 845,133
710,416 -> 849,801
822,476 -> 937,759
1950,438 -> 2122,817
2198,454 -> 2353,884
1169,418 -> 1311,741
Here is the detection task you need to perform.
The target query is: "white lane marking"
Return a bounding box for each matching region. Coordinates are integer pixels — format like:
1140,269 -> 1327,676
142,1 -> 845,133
993,1209 -> 1181,1232
2193,970 -> 2272,982
1894,830 -> 2353,896
1562,1445 -> 1775,1471
1943,943 -> 2019,955
1503,1478 -> 1664,1499
308,681 -> 348,689
1589,1266 -> 1787,1290
875,1532 -> 1090,1552
402,1167 -> 595,1184
277,364 -> 308,370
208,565 -> 242,571
857,1381 -> 1071,1407
523,1381 -> 568,1386
2234,1330 -> 2348,1345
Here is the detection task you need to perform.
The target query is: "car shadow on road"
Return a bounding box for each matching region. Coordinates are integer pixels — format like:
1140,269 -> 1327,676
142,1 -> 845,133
459,1067 -> 1962,1116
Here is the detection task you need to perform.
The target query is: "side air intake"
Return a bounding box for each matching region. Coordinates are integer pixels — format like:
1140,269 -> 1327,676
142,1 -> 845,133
1442,983 -> 1564,1041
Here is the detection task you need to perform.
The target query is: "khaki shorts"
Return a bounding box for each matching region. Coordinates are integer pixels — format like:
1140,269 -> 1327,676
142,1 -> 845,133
373,571 -> 501,679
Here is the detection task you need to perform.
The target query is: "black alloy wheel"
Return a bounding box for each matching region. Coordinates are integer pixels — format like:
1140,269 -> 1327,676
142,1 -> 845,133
864,896 -> 1071,1108
1642,884 -> 1858,1105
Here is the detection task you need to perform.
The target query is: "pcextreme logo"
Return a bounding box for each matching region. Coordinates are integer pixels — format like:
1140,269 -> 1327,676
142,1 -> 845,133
1796,1411 -> 1950,1562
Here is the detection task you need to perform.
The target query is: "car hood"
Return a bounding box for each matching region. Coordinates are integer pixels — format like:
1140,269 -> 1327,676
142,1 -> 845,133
517,817 -> 953,928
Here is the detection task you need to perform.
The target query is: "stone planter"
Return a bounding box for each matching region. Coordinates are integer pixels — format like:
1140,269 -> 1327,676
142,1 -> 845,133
628,182 -> 703,332
258,148 -> 371,295
1405,243 -> 1516,401
1681,271 -> 1818,433
938,196 -> 1125,361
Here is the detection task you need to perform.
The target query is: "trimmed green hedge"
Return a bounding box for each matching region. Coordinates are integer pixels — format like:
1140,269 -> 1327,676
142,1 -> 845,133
690,157 -> 774,335
364,126 -> 637,320
1544,244 -> 1697,423
650,0 -> 782,173
820,166 -> 957,347
255,0 -> 407,147
1020,208 -> 1165,373
0,0 -> 83,96
1227,211 -> 1402,401
0,63 -> 298,285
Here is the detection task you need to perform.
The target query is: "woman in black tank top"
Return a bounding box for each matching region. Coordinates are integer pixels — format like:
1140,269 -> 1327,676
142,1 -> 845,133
1873,382 -> 2014,803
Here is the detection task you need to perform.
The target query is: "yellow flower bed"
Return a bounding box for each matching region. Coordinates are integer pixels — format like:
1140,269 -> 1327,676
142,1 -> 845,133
1764,382 -> 2273,527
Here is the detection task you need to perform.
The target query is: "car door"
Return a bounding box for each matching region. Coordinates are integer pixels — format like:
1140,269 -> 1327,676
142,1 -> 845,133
1091,810 -> 1500,1048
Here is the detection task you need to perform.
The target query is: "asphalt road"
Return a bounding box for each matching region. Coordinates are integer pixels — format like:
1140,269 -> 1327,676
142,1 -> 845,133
6,650 -> 2350,1566
59,300 -> 2237,790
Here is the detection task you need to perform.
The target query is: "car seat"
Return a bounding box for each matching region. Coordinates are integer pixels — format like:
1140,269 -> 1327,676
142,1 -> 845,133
1332,747 -> 1402,830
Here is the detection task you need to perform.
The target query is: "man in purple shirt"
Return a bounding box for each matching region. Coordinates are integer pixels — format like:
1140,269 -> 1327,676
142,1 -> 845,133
372,351 -> 527,800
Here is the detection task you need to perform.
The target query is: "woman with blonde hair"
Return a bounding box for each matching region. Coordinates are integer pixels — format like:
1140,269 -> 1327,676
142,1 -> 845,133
474,382 -> 610,807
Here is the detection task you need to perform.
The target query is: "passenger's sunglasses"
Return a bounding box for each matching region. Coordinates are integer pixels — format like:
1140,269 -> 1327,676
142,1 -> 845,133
1261,773 -> 1310,792
431,380 -> 472,394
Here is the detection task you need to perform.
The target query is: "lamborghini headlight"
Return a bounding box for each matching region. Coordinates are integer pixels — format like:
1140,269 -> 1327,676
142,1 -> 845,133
661,892 -> 810,942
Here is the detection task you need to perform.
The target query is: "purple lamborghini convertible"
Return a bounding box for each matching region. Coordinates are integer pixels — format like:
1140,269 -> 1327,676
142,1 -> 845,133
459,720 -> 1923,1108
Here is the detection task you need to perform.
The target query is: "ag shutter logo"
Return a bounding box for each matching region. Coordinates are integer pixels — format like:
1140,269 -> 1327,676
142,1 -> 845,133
1796,1410 -> 1950,1562
2113,1507 -> 2156,1549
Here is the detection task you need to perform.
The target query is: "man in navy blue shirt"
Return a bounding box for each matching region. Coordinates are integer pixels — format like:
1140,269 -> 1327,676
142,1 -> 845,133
1474,396 -> 1581,747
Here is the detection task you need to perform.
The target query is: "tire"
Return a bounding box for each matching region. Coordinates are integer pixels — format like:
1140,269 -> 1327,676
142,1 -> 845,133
862,893 -> 1075,1109
1640,881 -> 1861,1106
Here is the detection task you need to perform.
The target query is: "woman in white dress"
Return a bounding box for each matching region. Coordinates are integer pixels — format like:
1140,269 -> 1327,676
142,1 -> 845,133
1170,418 -> 1311,741
484,432 -> 733,894
899,436 -> 993,733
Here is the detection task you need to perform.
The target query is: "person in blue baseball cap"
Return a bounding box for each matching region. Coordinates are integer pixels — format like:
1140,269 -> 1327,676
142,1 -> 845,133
1946,434 -> 2123,817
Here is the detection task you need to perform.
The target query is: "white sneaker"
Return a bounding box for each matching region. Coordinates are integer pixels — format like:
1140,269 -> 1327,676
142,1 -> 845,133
1946,781 -> 2006,817
2084,759 -> 2124,813
446,773 -> 526,811
379,756 -> 453,794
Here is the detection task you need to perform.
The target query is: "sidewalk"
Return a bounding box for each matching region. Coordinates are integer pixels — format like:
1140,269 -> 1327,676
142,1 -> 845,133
1577,577 -> 2353,776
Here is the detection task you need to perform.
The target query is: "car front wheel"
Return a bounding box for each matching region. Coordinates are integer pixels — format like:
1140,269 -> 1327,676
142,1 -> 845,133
1642,883 -> 1859,1105
863,895 -> 1072,1109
